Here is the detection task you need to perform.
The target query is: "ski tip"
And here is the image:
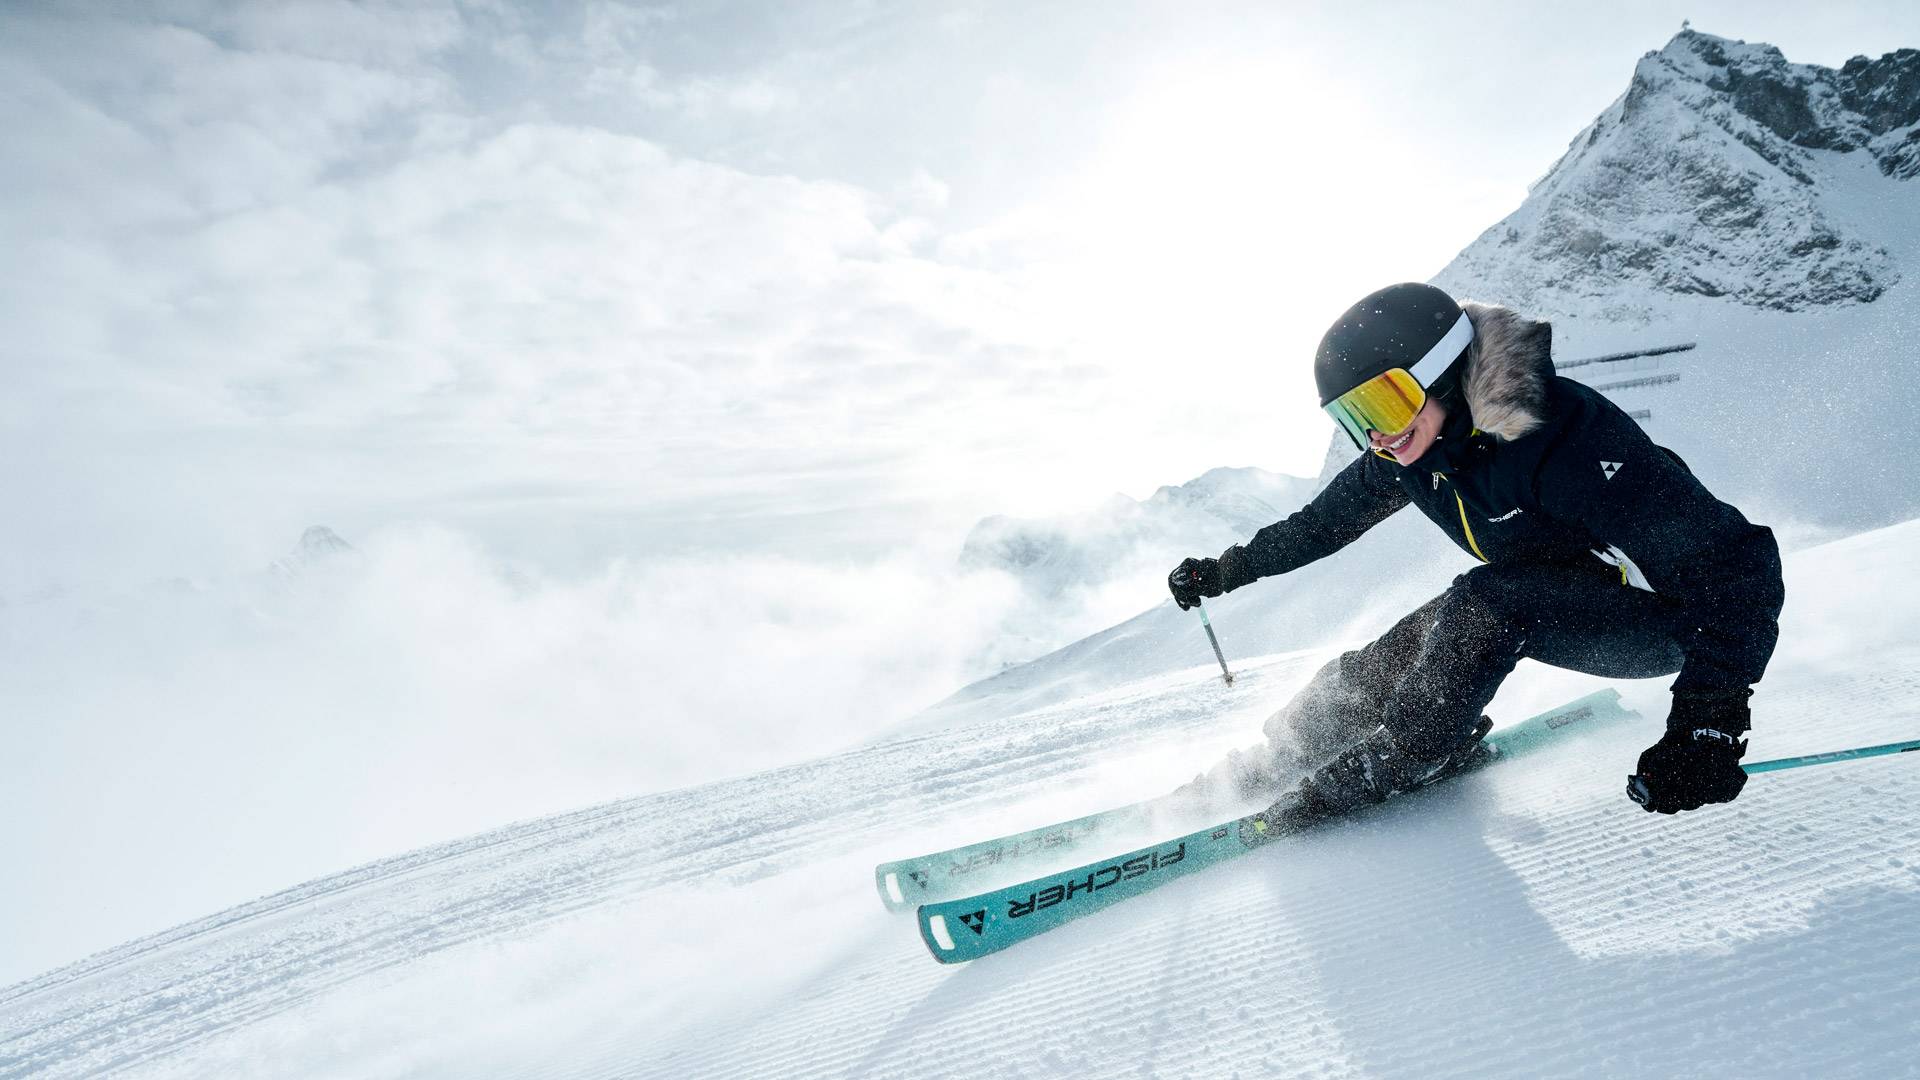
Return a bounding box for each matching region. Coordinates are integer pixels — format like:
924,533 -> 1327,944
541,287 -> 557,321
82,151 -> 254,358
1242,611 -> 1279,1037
926,913 -> 956,951
874,866 -> 915,912
918,910 -> 977,964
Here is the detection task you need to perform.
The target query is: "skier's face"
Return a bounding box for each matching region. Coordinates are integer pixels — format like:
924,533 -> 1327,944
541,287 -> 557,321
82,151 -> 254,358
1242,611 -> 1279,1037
1369,395 -> 1447,466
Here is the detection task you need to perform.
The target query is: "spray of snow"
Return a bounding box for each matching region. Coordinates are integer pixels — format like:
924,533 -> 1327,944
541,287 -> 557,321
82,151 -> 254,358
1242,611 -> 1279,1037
0,523 -> 1045,982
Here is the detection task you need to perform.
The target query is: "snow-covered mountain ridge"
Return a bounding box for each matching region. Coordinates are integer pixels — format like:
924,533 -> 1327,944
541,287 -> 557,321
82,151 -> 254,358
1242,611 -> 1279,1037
1441,35 -> 1920,530
1445,29 -> 1919,314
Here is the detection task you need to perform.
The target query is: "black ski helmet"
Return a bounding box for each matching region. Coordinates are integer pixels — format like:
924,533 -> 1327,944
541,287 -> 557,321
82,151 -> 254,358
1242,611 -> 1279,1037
1313,282 -> 1472,408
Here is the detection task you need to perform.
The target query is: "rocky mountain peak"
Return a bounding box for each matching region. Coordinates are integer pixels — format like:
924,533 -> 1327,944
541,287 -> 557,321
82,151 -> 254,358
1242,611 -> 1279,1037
1437,28 -> 1917,315
1645,29 -> 1920,169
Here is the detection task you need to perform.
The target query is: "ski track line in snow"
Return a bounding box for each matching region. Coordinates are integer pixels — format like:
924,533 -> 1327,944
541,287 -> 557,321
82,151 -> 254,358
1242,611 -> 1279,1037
620,708 -> 1920,1080
602,652 -> 1920,1080
6,655 -> 1283,1023
0,662 -> 1286,1078
4,633 -> 1915,1076
0,796 -> 659,1004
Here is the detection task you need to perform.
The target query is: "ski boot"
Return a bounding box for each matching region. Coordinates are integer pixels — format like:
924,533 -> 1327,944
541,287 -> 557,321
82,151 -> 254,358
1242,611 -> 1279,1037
1287,715 -> 1496,822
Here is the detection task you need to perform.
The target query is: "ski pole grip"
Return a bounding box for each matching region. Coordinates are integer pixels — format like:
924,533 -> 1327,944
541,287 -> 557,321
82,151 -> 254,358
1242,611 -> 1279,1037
1626,774 -> 1654,811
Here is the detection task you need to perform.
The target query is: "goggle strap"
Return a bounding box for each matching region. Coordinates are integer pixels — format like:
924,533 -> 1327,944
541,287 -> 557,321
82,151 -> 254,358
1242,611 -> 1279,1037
1407,311 -> 1474,389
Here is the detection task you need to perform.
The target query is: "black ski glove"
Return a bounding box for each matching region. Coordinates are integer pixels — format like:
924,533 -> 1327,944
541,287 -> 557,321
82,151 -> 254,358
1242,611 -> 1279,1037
1627,690 -> 1752,814
1167,557 -> 1223,610
1168,547 -> 1260,610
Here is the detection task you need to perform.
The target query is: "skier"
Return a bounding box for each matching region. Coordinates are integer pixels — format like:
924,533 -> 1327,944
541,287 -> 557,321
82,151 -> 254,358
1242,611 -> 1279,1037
1167,283 -> 1784,817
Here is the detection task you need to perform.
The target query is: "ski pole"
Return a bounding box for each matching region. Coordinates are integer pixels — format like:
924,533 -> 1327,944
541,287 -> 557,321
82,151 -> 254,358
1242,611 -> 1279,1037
1741,737 -> 1920,774
1195,599 -> 1234,687
1628,737 -> 1920,806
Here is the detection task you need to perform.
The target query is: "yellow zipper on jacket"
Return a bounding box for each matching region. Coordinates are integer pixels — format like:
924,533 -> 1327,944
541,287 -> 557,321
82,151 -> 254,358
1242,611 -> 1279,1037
1455,494 -> 1489,563
1438,474 -> 1490,563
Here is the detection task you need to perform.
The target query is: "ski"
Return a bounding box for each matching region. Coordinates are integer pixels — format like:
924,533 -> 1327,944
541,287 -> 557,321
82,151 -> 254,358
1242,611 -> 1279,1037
916,689 -> 1638,963
875,789 -> 1203,912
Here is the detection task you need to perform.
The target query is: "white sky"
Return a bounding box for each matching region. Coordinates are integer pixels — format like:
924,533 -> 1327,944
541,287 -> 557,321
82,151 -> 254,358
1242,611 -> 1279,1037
7,0 -> 1919,585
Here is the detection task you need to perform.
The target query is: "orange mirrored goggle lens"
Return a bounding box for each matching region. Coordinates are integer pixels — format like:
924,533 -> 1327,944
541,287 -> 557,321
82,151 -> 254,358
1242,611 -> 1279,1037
1324,368 -> 1425,451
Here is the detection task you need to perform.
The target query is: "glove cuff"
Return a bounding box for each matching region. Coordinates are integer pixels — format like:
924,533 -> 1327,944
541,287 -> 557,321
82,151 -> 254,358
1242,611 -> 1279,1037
1665,688 -> 1752,737
1217,546 -> 1258,594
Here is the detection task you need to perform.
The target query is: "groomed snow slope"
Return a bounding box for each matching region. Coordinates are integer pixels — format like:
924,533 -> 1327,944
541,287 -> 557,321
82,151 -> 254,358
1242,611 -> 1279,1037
5,520 -> 1920,1079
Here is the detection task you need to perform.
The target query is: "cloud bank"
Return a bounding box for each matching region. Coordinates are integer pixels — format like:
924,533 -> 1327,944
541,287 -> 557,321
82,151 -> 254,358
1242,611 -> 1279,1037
2,2 -> 1093,592
1,521 -> 1094,981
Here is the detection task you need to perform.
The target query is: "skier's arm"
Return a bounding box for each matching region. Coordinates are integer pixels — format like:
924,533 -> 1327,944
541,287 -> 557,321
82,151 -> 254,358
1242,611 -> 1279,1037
1218,452 -> 1411,591
1535,435 -> 1784,694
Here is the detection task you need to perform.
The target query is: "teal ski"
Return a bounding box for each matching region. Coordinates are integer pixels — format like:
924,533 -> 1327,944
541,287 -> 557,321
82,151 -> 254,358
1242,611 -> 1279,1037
917,689 -> 1638,963
876,789 -> 1198,912
870,685 -> 1613,912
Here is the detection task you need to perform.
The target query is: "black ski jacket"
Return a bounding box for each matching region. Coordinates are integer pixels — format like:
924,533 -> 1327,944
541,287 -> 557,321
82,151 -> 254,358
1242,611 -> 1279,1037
1221,304 -> 1783,694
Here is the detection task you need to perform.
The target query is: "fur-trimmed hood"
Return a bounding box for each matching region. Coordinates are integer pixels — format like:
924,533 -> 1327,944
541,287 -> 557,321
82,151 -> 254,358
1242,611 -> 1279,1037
1458,301 -> 1554,442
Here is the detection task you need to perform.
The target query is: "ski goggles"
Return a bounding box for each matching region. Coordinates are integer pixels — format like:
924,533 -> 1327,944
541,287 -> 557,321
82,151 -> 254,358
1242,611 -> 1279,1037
1324,368 -> 1427,451
1321,311 -> 1474,450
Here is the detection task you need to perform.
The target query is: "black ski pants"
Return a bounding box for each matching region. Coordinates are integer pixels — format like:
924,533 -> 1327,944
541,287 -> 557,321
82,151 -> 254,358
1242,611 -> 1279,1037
1278,560 -> 1687,764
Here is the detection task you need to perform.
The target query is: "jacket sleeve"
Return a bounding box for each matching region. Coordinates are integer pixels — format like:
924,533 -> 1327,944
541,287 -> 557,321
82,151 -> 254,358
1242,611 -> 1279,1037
1533,423 -> 1784,694
1218,451 -> 1411,590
